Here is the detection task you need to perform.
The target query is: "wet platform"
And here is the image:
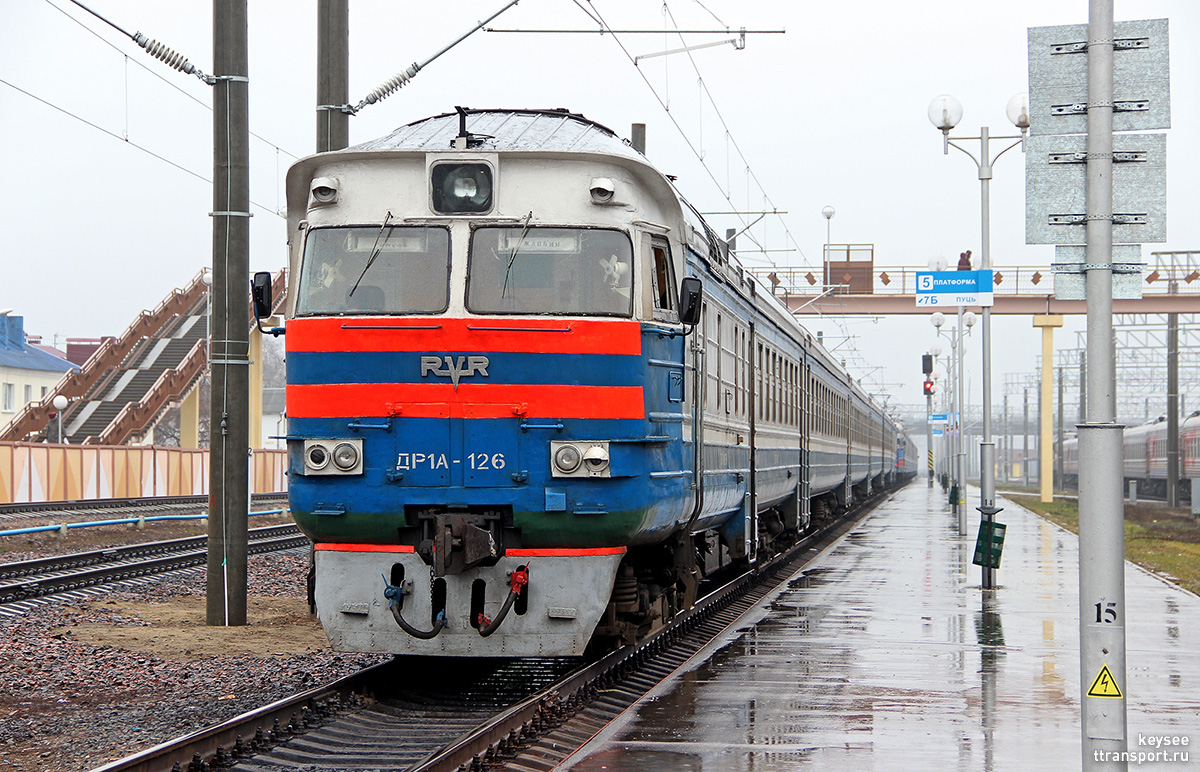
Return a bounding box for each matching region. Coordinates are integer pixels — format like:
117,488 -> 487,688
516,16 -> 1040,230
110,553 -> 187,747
563,483 -> 1199,771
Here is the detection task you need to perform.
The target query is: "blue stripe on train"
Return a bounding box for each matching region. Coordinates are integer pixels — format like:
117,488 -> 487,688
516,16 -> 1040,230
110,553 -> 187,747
287,351 -> 644,386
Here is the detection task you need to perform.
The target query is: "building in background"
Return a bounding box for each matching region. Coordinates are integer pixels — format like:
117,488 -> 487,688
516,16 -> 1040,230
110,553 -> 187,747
0,313 -> 76,435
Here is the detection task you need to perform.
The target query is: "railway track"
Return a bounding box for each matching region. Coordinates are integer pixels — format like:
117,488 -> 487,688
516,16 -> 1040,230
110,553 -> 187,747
0,493 -> 287,524
93,484 -> 901,772
0,524 -> 308,615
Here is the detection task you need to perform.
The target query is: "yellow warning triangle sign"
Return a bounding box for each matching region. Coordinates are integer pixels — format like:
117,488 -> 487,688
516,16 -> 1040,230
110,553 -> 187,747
1087,664 -> 1124,699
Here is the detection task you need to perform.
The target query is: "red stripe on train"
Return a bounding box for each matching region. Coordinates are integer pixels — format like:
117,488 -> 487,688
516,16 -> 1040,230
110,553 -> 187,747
287,383 -> 645,419
286,317 -> 642,356
315,543 -> 416,553
314,544 -> 625,558
506,547 -> 627,557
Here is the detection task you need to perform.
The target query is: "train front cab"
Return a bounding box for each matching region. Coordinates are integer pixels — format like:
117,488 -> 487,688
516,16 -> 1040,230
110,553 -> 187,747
273,141 -> 709,657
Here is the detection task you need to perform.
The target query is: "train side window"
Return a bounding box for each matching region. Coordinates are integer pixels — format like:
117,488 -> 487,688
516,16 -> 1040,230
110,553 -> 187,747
716,313 -> 722,413
757,344 -> 764,422
650,238 -> 676,314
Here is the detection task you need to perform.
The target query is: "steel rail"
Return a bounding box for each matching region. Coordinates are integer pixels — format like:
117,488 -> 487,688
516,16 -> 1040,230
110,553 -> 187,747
90,661 -> 394,772
0,492 -> 285,518
0,524 -> 305,604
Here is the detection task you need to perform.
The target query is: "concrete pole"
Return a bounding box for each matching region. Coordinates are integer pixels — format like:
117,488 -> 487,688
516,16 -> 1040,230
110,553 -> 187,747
207,0 -> 250,627
1079,350 -> 1087,424
316,0 -> 350,152
1167,312 -> 1179,507
1033,315 -> 1063,503
1078,1 -> 1128,763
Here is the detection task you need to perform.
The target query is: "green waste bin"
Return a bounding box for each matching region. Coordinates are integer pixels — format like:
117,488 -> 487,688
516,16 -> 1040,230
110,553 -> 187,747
972,520 -> 1007,569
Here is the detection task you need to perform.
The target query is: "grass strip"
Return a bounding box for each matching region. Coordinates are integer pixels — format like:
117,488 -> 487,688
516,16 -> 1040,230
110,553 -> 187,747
1009,494 -> 1200,596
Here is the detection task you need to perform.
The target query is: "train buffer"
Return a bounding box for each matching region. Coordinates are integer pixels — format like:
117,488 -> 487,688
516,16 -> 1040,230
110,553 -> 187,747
565,482 -> 1199,769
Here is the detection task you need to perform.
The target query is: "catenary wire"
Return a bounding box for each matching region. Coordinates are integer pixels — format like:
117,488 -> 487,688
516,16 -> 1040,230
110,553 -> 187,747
0,76 -> 281,219
46,0 -> 300,162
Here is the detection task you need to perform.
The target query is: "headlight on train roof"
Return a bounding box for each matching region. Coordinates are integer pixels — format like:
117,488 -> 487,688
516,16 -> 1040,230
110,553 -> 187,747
431,162 -> 493,214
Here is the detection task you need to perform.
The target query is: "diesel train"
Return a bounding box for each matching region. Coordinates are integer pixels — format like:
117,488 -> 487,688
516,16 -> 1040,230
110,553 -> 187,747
1062,412 -> 1200,501
253,108 -> 915,658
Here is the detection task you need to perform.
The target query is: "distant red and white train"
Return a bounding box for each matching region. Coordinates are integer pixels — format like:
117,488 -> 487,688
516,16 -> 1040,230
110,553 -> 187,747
1062,412 -> 1200,501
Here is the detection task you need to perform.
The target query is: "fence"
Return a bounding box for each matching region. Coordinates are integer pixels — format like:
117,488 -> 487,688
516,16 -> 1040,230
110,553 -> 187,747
0,442 -> 287,504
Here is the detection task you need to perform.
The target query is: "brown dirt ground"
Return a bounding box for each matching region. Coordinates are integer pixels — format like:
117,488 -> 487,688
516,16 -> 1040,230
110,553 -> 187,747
57,596 -> 329,660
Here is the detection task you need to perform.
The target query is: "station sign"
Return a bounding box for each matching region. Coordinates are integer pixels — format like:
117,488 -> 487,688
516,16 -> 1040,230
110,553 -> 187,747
932,429 -> 944,437
915,271 -> 994,307
930,413 -> 950,424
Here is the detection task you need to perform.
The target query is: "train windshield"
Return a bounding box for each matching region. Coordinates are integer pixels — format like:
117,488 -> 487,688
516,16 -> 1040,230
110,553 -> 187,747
467,227 -> 633,316
296,226 -> 450,315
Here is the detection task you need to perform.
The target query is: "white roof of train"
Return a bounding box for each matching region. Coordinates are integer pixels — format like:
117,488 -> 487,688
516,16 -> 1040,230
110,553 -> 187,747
353,109 -> 645,162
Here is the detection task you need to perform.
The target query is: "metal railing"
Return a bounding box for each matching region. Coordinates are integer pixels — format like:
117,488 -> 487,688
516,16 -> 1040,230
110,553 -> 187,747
747,252 -> 1200,298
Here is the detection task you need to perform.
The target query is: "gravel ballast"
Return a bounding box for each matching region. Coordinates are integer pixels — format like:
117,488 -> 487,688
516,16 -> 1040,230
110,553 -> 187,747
0,551 -> 388,772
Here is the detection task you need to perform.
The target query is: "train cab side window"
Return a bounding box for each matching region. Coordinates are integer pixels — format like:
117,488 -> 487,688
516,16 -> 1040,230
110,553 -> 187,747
650,238 -> 676,314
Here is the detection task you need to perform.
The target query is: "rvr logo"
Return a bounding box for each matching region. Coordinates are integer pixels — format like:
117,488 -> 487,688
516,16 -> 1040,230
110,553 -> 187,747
420,355 -> 490,389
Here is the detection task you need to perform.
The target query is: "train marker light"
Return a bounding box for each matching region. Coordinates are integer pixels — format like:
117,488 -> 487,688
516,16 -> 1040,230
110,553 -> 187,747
589,177 -> 615,204
582,445 -> 610,474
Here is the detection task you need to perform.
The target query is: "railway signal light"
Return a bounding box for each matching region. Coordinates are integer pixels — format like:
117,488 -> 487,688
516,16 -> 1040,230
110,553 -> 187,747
923,379 -> 936,396
922,354 -> 933,375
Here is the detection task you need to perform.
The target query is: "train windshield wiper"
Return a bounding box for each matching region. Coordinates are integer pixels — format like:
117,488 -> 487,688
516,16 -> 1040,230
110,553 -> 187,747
349,211 -> 393,297
501,211 -> 533,297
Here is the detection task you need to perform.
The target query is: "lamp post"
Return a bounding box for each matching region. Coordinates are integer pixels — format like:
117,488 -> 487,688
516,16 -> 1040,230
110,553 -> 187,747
822,205 -> 835,288
52,394 -> 69,444
928,93 -> 1028,591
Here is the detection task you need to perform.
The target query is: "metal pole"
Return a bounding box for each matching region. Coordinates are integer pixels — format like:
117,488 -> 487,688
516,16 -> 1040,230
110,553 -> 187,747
207,0 -> 250,627
927,391 -> 934,487
957,308 -> 967,536
1167,312 -> 1179,507
978,126 -> 998,590
316,0 -> 349,152
1079,1 -> 1128,763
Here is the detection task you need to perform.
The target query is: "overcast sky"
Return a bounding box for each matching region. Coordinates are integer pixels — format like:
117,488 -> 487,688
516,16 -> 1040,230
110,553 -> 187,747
2,0 -> 1195,416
